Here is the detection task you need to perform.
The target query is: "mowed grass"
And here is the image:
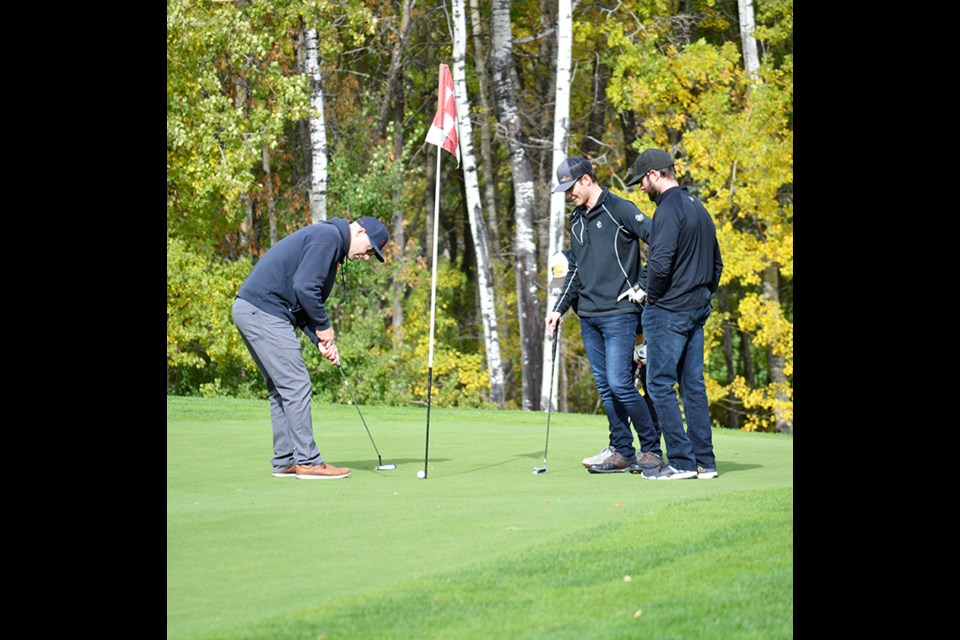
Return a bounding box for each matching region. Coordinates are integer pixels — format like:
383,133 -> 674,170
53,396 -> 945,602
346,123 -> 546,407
168,396 -> 793,640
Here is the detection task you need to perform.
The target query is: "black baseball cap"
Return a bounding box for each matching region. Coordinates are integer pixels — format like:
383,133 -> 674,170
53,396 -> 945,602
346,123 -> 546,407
357,216 -> 389,262
553,156 -> 594,193
625,149 -> 675,186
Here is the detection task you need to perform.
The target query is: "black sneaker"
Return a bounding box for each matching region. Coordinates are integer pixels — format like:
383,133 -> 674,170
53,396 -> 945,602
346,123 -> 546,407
587,452 -> 632,474
640,464 -> 697,480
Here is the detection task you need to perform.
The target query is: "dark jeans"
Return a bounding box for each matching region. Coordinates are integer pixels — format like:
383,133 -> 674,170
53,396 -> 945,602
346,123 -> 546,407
642,303 -> 715,472
580,312 -> 661,460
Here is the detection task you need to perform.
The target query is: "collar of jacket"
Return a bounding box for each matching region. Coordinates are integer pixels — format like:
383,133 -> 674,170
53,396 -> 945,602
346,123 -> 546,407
327,217 -> 351,265
654,184 -> 683,206
572,187 -> 611,221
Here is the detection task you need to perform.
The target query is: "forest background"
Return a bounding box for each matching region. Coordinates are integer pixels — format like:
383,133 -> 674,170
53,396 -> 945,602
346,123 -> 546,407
166,0 -> 793,433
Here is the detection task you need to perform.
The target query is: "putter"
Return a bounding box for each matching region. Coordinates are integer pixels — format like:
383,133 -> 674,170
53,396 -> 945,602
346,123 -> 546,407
533,324 -> 560,474
336,361 -> 396,470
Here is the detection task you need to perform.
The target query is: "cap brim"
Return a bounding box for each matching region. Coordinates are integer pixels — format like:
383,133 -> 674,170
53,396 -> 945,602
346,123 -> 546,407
553,180 -> 576,193
624,173 -> 643,187
371,247 -> 385,262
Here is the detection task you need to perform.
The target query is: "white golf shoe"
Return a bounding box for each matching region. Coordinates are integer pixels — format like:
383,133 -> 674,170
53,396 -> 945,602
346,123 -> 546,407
582,445 -> 615,468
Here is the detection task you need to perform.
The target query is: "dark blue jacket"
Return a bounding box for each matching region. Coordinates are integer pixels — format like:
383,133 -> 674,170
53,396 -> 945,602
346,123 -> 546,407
553,188 -> 652,317
236,218 -> 350,344
646,186 -> 723,311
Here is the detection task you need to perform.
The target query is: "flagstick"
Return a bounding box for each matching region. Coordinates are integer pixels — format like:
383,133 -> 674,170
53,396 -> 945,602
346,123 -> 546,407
424,144 -> 442,479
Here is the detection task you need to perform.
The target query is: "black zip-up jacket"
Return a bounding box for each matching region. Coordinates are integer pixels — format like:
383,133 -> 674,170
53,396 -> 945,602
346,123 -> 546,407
236,218 -> 350,345
646,186 -> 723,311
553,188 -> 652,317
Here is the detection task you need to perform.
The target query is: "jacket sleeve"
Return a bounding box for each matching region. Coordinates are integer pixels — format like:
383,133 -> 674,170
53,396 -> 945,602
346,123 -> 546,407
710,237 -> 723,293
292,238 -> 339,332
620,202 -> 652,290
645,209 -> 679,303
633,210 -> 653,244
552,257 -> 581,315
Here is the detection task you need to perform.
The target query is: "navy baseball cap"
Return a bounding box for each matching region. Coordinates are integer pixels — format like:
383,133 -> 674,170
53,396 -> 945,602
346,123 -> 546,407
553,156 -> 594,193
357,216 -> 389,262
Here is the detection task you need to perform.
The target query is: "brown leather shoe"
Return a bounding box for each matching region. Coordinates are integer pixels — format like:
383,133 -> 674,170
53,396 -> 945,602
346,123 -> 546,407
587,452 -> 632,474
295,462 -> 351,479
271,465 -> 297,478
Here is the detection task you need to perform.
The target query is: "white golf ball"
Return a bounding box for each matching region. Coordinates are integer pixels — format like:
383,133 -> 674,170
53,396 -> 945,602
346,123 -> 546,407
417,470 -> 426,479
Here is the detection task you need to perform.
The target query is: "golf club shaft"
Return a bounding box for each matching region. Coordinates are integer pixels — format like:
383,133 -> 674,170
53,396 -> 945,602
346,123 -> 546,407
337,362 -> 383,465
542,324 -> 560,467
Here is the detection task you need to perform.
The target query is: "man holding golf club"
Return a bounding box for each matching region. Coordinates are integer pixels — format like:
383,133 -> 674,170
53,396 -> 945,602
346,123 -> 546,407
545,156 -> 664,474
231,216 -> 390,479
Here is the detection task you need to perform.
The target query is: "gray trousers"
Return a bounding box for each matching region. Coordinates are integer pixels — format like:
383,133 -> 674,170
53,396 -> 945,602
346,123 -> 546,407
231,297 -> 323,470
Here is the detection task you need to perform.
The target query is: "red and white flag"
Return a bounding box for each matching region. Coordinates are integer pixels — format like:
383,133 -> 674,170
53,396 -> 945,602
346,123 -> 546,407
425,63 -> 459,165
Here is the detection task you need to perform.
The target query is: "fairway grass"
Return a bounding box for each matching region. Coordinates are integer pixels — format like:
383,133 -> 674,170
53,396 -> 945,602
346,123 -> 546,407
168,396 -> 793,639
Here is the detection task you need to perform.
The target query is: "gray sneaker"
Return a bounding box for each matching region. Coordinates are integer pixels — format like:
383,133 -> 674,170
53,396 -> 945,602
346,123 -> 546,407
631,451 -> 663,472
582,445 -> 615,468
587,452 -> 633,474
640,464 -> 697,480
697,466 -> 719,479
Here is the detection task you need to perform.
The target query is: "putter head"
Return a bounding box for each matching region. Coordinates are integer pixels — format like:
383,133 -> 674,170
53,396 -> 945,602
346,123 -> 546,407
532,467 -> 547,474
376,464 -> 397,470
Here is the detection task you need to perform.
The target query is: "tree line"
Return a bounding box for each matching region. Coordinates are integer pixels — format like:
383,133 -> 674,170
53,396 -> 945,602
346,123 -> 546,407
167,0 -> 793,433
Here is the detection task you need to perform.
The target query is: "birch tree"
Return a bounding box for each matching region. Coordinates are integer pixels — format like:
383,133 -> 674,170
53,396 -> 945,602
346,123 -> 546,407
491,0 -> 542,411
540,0 -> 572,411
452,0 -> 506,408
468,0 -> 501,257
303,28 -> 329,223
738,0 -> 761,82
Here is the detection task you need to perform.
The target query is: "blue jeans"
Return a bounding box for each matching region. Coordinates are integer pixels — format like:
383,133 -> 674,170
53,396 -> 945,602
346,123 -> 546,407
642,303 -> 715,472
580,313 -> 661,460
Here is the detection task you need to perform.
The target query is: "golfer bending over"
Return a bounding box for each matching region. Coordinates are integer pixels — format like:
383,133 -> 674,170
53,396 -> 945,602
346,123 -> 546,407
232,216 -> 390,480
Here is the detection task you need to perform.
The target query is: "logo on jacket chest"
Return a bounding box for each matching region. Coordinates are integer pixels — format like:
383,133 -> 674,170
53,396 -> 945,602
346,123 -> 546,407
595,220 -> 603,229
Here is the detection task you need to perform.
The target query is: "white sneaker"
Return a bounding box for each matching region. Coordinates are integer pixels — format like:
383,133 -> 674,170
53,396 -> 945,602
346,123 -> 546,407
582,445 -> 615,468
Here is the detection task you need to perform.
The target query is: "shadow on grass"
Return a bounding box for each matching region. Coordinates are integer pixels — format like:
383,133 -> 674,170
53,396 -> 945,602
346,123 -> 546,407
711,460 -> 762,475
336,457 -> 452,470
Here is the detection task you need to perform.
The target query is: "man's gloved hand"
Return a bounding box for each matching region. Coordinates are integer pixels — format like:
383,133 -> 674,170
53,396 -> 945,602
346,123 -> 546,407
633,343 -> 647,365
626,284 -> 646,304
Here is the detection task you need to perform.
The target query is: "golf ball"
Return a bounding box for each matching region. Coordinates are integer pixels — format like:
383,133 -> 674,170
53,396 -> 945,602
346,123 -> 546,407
417,470 -> 426,479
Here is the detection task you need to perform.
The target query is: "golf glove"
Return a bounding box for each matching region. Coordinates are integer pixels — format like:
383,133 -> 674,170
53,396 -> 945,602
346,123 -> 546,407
626,284 -> 646,304
633,343 -> 647,365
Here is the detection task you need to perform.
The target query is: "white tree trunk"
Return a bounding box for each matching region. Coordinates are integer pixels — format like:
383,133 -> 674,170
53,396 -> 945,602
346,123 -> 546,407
738,0 -> 761,79
540,0 -> 572,412
304,28 -> 328,223
492,0 -> 542,410
468,0 -> 501,256
452,0 -> 506,408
